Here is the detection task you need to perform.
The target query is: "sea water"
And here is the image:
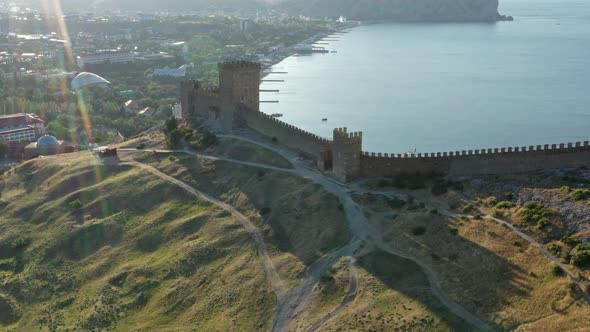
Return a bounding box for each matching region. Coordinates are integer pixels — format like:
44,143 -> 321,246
260,0 -> 590,154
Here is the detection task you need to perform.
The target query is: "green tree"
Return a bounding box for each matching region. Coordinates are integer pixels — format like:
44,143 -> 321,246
165,117 -> 179,133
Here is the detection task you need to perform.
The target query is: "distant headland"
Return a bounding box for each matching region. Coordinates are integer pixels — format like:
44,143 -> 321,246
282,0 -> 513,22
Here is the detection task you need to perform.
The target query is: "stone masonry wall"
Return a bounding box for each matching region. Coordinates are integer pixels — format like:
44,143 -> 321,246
240,111 -> 333,169
361,142 -> 590,178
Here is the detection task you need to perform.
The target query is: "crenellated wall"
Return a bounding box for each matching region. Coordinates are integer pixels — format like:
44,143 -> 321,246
361,141 -> 590,178
181,62 -> 590,182
333,127 -> 363,182
240,111 -> 333,169
219,61 -> 261,113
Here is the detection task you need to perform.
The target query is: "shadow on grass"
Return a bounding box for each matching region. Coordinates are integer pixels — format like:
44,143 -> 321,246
358,249 -> 474,331
358,222 -> 533,331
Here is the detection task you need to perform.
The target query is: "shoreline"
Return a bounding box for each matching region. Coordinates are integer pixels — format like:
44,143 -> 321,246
259,13 -> 512,79
260,22 -> 361,80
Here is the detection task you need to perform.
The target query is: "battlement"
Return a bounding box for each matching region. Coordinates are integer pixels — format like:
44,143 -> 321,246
362,141 -> 590,160
218,61 -> 262,71
333,127 -> 363,145
257,112 -> 332,145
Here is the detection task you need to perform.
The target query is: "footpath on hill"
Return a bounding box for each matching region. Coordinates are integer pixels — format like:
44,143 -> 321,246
119,134 -> 493,332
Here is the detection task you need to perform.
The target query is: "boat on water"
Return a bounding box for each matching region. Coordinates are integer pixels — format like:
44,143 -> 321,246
271,113 -> 283,118
322,118 -> 328,122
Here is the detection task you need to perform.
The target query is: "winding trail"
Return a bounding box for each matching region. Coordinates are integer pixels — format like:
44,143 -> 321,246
354,184 -> 590,304
216,135 -> 493,331
120,136 -> 492,331
122,160 -> 287,300
306,257 -> 359,332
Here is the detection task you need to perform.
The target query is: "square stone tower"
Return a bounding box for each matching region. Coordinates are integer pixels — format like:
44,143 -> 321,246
333,128 -> 363,182
180,80 -> 201,118
218,61 -> 261,113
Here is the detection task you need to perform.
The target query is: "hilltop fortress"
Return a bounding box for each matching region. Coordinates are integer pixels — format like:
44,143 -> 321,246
181,61 -> 590,182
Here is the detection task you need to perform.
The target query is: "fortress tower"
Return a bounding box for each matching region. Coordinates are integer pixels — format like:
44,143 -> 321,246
332,128 -> 363,182
180,80 -> 201,118
218,61 -> 261,113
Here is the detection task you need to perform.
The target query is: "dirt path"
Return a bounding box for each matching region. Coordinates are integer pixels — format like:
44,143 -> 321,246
356,185 -> 590,305
306,257 -> 359,332
218,135 -> 492,331
123,160 -> 288,300
120,139 -> 492,331
118,148 -> 296,174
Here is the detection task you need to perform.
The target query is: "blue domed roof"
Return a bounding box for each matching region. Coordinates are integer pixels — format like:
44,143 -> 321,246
37,135 -> 59,147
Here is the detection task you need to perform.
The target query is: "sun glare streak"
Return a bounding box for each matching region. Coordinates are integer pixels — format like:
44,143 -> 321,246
49,0 -> 76,70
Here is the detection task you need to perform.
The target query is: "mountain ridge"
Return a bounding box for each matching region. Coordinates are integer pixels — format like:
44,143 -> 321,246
11,0 -> 510,22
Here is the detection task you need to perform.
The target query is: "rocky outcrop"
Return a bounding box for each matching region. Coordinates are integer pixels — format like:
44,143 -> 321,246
284,0 -> 512,22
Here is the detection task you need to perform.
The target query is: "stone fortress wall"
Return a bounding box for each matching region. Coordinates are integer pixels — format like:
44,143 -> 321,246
360,141 -> 590,179
240,110 -> 333,169
182,61 -> 590,182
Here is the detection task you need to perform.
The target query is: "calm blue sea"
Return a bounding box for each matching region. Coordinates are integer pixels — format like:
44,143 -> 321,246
260,0 -> 590,154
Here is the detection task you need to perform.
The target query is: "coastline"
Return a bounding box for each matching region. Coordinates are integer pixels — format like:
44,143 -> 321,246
260,13 -> 512,79
260,21 -> 361,80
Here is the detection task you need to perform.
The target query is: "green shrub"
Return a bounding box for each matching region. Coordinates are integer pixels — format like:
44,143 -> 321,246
547,243 -> 562,256
550,264 -> 564,276
69,199 -> 83,210
504,192 -> 515,201
136,143 -> 146,150
562,236 -> 581,247
537,218 -> 549,229
461,203 -> 476,213
495,201 -> 515,209
320,274 -> 335,283
570,251 -> 590,268
560,186 -> 571,193
10,237 -> 30,249
485,197 -> 498,207
571,189 -> 590,201
387,197 -> 406,209
392,173 -> 426,190
168,155 -> 177,162
411,226 -> 426,236
518,202 -> 557,224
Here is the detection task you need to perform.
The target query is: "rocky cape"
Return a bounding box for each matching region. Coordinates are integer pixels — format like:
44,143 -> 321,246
280,0 -> 512,22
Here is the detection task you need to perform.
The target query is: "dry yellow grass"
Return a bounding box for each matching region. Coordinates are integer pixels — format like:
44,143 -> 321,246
360,194 -> 590,331
130,151 -> 351,287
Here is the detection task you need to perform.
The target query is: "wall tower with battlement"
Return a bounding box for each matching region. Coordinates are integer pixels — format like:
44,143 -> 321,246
332,128 -> 363,182
180,80 -> 201,119
218,61 -> 261,113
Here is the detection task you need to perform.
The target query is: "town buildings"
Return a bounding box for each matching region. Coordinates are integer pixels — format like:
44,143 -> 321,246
0,113 -> 46,143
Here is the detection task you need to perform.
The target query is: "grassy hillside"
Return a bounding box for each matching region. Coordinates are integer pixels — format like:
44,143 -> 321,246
133,151 -> 351,286
356,192 -> 590,331
0,149 -> 350,330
